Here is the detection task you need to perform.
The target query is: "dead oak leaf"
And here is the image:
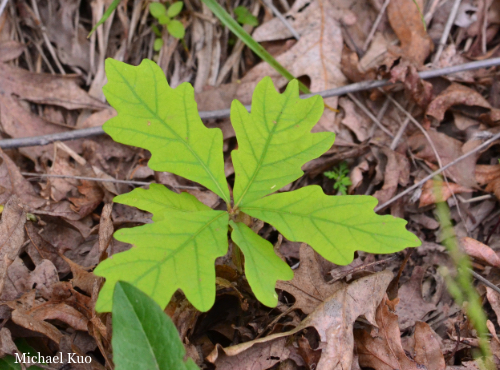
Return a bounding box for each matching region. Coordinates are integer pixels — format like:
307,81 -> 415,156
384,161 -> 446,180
419,180 -> 473,207
476,164 -> 500,199
459,237 -> 500,268
373,147 -> 410,205
355,296 -> 428,370
426,83 -> 491,122
276,244 -> 343,315
236,0 -> 349,133
387,0 -> 433,65
408,130 -> 478,188
208,270 -> 393,370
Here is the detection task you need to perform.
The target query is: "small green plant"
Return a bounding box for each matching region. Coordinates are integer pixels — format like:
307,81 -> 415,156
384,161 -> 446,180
324,162 -> 352,195
234,6 -> 258,26
112,281 -> 198,370
150,1 -> 185,50
93,59 -> 421,312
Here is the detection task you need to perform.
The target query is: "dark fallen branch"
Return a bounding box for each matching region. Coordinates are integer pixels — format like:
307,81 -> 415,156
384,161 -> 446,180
1,57 -> 500,150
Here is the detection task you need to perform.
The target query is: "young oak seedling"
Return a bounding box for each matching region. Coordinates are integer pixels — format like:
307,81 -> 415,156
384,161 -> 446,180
93,59 -> 421,312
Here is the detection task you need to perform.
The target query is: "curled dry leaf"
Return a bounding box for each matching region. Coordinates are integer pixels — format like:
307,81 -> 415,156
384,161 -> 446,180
276,244 -> 344,315
208,270 -> 393,370
0,196 -> 27,296
373,147 -> 410,205
413,321 -> 446,370
396,266 -> 436,330
237,0 -> 348,132
426,83 -> 491,122
355,296 -> 430,370
475,164 -> 500,199
408,130 -> 478,188
459,237 -> 500,267
387,0 -> 433,65
419,180 -> 473,207
0,149 -> 46,208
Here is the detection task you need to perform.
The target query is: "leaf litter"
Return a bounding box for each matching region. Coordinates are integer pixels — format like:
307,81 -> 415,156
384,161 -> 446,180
0,0 -> 500,368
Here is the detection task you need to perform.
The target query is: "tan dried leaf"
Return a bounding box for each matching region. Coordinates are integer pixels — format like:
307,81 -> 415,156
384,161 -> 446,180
419,180 -> 473,207
414,322 -> 446,370
459,237 -> 500,267
426,83 -> 491,122
0,196 -> 27,296
374,148 -> 410,205
208,270 -> 393,370
387,0 -> 433,65
276,244 -> 343,314
475,164 -> 500,199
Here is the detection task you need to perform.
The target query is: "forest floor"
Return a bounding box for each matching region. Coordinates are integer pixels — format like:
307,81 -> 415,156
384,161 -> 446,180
1,0 -> 500,369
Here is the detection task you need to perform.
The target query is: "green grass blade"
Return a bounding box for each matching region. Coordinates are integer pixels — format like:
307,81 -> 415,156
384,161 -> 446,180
88,0 -> 121,37
201,0 -> 310,94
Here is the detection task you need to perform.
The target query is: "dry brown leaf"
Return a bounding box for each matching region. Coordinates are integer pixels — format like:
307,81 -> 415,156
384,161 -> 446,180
0,328 -> 18,357
69,180 -> 104,218
486,288 -> 500,329
276,244 -> 343,315
396,266 -> 436,330
355,296 -> 425,370
98,203 -> 113,258
208,270 -> 393,370
338,97 -> 370,141
408,130 -> 478,188
11,308 -> 63,344
0,195 -> 27,296
475,164 -> 500,199
373,147 -> 410,205
236,0 -> 349,133
0,149 -> 46,208
0,41 -> 25,62
414,322 -> 446,370
419,180 -> 473,207
459,237 -> 500,267
30,302 -> 89,331
389,62 -> 434,108
426,83 -> 491,122
387,0 -> 433,65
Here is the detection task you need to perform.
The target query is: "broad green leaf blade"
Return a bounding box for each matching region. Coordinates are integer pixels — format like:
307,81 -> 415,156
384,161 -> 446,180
229,221 -> 293,307
240,186 -> 421,265
112,281 -> 199,370
94,209 -> 228,312
114,183 -> 210,221
167,20 -> 186,39
201,0 -> 310,94
167,1 -> 184,17
232,77 -> 335,207
103,59 -> 230,203
149,2 -> 167,18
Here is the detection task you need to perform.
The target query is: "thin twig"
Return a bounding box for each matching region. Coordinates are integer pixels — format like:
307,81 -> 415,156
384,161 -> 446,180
363,0 -> 391,51
469,269 -> 500,296
347,93 -> 394,138
374,131 -> 500,212
262,0 -> 300,40
21,172 -> 200,190
433,0 -> 462,64
1,57 -> 500,149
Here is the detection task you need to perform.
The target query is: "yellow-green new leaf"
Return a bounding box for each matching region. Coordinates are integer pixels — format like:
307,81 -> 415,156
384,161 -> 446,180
114,183 -> 210,221
94,209 -> 228,312
229,221 -> 293,307
231,77 -> 335,207
103,59 -> 230,203
241,186 -> 421,265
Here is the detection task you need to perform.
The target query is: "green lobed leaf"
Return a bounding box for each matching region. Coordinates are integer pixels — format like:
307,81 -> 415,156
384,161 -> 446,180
240,186 -> 421,265
167,20 -> 186,39
229,221 -> 293,307
112,281 -> 199,370
94,186 -> 229,312
102,59 -> 230,203
149,2 -> 167,18
232,77 -> 335,207
234,6 -> 258,26
167,1 -> 184,17
114,183 -> 210,222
